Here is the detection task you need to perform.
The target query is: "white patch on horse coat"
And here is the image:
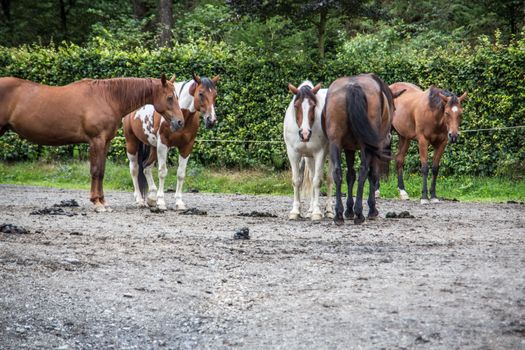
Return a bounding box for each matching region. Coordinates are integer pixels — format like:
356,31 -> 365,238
175,80 -> 196,112
134,105 -> 157,146
452,106 -> 458,113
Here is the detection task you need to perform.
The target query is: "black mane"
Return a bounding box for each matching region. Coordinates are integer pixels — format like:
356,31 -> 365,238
429,86 -> 459,111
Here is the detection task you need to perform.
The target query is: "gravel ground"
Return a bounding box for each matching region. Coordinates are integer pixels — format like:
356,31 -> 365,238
0,184 -> 524,349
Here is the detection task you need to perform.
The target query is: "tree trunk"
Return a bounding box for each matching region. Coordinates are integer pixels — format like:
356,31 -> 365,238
158,0 -> 173,47
317,8 -> 328,59
131,0 -> 148,18
59,0 -> 68,39
0,0 -> 11,21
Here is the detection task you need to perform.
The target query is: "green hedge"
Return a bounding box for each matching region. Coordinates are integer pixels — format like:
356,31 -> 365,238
0,31 -> 524,177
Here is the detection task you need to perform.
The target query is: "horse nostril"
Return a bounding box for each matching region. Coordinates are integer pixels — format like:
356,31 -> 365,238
178,120 -> 183,126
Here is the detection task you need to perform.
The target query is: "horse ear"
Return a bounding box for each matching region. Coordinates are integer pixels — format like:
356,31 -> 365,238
288,83 -> 298,94
192,72 -> 202,84
312,83 -> 322,94
392,88 -> 406,99
161,74 -> 167,86
169,74 -> 176,83
438,93 -> 450,104
189,81 -> 197,96
211,75 -> 220,85
459,91 -> 467,102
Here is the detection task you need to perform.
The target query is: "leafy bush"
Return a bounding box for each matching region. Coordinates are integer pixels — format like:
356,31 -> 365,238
0,29 -> 523,176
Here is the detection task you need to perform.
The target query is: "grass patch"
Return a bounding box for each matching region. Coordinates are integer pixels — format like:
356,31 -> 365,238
0,160 -> 524,202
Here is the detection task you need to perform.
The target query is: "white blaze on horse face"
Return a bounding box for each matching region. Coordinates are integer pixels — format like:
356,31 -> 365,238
299,98 -> 312,140
452,106 -> 459,113
134,105 -> 157,146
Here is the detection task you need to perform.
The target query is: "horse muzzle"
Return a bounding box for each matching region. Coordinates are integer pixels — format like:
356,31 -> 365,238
205,116 -> 217,129
448,132 -> 459,143
299,129 -> 312,142
170,118 -> 184,131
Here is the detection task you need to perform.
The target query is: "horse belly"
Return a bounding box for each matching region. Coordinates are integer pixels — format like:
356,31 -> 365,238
10,114 -> 87,145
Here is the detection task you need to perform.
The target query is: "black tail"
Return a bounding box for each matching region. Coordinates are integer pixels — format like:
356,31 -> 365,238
345,84 -> 384,159
137,142 -> 150,198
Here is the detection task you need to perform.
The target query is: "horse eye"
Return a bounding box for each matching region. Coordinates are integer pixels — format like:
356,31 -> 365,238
168,96 -> 174,101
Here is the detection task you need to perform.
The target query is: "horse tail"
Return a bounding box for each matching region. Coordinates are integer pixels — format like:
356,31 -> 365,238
137,142 -> 150,198
300,157 -> 313,199
345,84 -> 385,160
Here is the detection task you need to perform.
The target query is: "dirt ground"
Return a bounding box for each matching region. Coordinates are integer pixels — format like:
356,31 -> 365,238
0,184 -> 524,350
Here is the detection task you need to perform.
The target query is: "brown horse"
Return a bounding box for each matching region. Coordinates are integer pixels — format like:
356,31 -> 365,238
0,75 -> 184,211
324,73 -> 400,225
123,73 -> 219,210
390,82 -> 467,203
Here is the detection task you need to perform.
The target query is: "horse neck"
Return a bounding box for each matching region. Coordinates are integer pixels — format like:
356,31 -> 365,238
101,78 -> 158,116
176,80 -> 196,112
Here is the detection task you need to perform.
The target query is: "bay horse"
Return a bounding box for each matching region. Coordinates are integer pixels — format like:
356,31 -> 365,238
390,82 -> 467,203
324,73 -> 400,225
123,73 -> 219,210
0,75 -> 183,212
284,80 -> 333,221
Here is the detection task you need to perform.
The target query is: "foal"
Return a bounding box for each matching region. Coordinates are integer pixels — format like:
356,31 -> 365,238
124,73 -> 219,210
284,81 -> 333,220
390,82 -> 467,203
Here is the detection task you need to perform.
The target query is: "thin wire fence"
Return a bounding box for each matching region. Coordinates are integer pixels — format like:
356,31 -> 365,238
195,125 -> 525,144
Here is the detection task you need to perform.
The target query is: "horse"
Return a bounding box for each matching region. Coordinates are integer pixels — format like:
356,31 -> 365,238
284,80 -> 333,221
389,82 -> 467,203
324,73 -> 400,225
123,73 -> 219,210
0,75 -> 183,212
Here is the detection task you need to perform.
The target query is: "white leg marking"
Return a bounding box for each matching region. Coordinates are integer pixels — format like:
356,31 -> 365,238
399,189 -> 410,200
144,162 -> 157,207
156,143 -> 169,211
127,152 -> 145,206
175,154 -> 189,211
310,154 -> 324,221
325,157 -> 334,219
288,151 -> 302,220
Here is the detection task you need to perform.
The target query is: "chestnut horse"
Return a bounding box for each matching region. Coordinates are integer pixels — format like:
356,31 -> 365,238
284,80 -> 333,221
0,75 -> 183,212
390,82 -> 467,203
124,73 -> 219,210
324,74 -> 399,225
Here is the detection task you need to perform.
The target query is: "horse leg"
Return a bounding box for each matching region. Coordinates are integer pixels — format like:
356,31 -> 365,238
88,137 -> 107,212
287,151 -> 303,220
396,136 -> 410,200
417,137 -> 430,204
310,153 -> 325,221
127,151 -> 146,206
98,140 -> 113,211
144,160 -> 158,207
430,141 -> 447,203
325,155 -> 334,219
304,157 -> 315,218
330,143 -> 344,225
344,150 -> 356,219
353,149 -> 369,224
155,143 -> 169,211
174,154 -> 189,211
367,159 -> 380,219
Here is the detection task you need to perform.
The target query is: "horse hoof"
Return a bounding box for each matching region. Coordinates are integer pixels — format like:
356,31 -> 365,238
368,210 -> 379,220
333,218 -> 344,226
375,189 -> 381,198
175,202 -> 187,211
158,204 -> 167,211
94,205 -> 106,213
344,210 -> 354,220
147,198 -> 157,207
354,214 -> 365,225
136,201 -> 146,208
326,211 -> 335,219
399,190 -> 410,200
420,198 -> 430,204
304,211 -> 312,218
288,213 -> 300,220
430,198 -> 440,203
311,213 -> 323,221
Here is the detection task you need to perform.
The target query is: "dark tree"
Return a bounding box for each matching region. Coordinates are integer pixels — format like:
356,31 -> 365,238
158,0 -> 173,47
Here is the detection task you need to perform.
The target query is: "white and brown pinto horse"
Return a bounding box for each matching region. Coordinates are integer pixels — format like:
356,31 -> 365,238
0,75 -> 182,212
124,74 -> 219,210
284,81 -> 333,220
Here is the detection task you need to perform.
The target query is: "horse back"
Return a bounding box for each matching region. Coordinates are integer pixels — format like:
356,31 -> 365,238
390,82 -> 426,139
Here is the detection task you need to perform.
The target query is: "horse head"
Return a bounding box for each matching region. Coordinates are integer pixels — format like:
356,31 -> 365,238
288,81 -> 322,142
439,91 -> 467,143
154,74 -> 185,132
190,73 -> 220,129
